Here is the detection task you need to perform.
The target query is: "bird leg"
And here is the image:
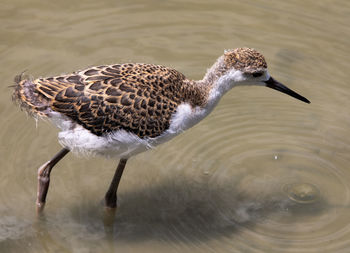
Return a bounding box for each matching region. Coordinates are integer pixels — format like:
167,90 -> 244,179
36,148 -> 70,213
104,158 -> 128,209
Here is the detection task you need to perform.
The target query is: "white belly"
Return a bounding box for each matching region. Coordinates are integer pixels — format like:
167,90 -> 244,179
49,102 -> 212,159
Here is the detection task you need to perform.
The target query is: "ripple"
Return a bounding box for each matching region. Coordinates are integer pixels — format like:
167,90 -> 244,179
148,93 -> 350,252
283,182 -> 321,204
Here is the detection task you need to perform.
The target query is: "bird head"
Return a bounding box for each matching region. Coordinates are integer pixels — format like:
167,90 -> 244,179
217,48 -> 310,104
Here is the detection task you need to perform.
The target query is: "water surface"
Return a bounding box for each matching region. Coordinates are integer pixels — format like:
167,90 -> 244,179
1,0 -> 350,252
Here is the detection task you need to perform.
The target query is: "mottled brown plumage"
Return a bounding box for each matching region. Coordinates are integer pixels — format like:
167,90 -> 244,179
13,63 -> 208,138
11,48 -> 276,140
224,48 -> 267,73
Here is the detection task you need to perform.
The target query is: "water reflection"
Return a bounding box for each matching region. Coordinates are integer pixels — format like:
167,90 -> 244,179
38,172 -> 308,241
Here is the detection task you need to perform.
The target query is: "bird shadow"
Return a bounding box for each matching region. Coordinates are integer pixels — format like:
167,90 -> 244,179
59,170 -> 330,243
33,168 -> 329,246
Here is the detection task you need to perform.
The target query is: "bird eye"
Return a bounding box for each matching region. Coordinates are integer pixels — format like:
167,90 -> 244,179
252,72 -> 263,78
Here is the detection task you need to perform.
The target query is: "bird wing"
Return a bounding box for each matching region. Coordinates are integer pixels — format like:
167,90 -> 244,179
34,63 -> 186,138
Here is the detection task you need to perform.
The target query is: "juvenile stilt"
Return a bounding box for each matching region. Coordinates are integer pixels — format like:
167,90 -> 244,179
12,48 -> 310,212
104,158 -> 128,209
36,148 -> 70,213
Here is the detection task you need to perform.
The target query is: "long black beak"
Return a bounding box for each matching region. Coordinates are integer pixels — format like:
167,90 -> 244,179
265,77 -> 310,104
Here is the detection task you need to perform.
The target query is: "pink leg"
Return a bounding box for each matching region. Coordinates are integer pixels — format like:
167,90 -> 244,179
36,148 -> 69,213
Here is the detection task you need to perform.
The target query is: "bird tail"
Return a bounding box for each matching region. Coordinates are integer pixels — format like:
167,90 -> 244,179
11,72 -> 50,118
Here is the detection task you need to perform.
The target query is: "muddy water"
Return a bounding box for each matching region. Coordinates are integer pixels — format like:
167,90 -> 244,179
1,0 -> 350,252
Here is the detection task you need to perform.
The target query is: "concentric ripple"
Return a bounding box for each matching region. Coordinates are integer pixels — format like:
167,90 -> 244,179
149,94 -> 350,252
283,182 -> 320,204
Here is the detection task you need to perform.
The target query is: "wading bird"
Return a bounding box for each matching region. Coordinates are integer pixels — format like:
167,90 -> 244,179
13,48 -> 310,212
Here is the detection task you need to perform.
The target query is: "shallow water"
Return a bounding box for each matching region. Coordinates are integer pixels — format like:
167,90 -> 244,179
1,0 -> 350,252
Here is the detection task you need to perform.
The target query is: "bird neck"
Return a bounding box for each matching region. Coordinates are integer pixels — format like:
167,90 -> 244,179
182,56 -> 242,112
198,56 -> 238,109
